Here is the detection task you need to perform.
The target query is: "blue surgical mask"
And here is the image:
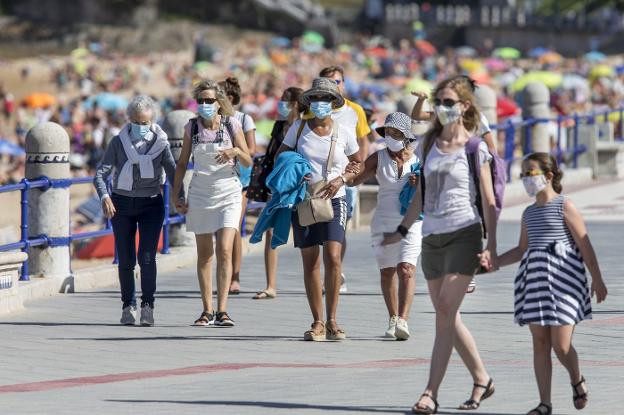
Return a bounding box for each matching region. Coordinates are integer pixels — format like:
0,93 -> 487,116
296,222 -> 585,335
131,123 -> 150,139
310,101 -> 333,119
277,101 -> 291,118
198,103 -> 217,119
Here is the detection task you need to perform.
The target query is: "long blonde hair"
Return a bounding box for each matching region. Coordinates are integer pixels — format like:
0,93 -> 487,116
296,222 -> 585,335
423,76 -> 481,158
192,79 -> 234,116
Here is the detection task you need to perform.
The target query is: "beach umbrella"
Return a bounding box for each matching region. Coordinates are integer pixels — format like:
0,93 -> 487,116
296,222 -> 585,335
459,59 -> 483,73
270,36 -> 291,48
496,97 -> 519,118
405,77 -> 433,94
83,93 -> 128,111
492,47 -> 521,60
23,92 -> 56,108
539,52 -> 563,65
584,51 -> 606,62
366,46 -> 389,58
589,64 -> 615,80
471,71 -> 492,86
254,119 -> 275,139
485,58 -> 508,72
70,47 -> 89,59
415,40 -> 436,56
456,46 -> 477,58
511,71 -> 563,91
528,47 -> 549,58
302,31 -> 325,46
0,138 -> 25,156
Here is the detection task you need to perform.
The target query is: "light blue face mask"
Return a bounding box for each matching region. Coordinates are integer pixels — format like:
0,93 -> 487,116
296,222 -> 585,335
131,123 -> 150,139
277,101 -> 291,117
310,101 -> 333,119
198,103 -> 217,119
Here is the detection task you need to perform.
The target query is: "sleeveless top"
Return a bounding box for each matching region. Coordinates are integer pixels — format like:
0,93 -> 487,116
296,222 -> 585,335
371,149 -> 419,234
523,195 -> 575,250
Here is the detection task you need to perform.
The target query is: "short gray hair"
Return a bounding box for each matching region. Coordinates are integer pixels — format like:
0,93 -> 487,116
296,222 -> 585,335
126,94 -> 158,121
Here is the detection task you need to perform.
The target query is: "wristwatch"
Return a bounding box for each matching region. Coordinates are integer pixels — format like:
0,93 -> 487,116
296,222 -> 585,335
396,225 -> 408,238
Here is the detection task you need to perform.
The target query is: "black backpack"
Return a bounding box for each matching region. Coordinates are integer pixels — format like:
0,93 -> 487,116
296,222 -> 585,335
247,120 -> 288,202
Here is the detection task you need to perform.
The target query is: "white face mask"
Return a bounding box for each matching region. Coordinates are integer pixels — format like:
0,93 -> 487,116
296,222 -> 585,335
385,136 -> 405,152
522,175 -> 548,197
434,103 -> 462,125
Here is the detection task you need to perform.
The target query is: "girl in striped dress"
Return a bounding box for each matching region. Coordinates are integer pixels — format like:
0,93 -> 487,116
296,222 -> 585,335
496,153 -> 608,415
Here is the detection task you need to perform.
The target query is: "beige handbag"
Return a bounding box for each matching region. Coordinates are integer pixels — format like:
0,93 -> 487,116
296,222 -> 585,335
296,123 -> 338,227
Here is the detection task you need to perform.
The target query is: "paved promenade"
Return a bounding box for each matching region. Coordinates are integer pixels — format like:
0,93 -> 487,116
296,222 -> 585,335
0,183 -> 622,414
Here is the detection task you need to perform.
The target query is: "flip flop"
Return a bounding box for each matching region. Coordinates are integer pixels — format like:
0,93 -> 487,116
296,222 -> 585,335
253,290 -> 276,300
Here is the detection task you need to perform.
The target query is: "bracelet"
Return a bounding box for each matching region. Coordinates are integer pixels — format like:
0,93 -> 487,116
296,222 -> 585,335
396,225 -> 408,238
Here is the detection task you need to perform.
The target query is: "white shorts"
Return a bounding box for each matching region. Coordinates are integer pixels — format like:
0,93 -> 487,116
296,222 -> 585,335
371,221 -> 422,270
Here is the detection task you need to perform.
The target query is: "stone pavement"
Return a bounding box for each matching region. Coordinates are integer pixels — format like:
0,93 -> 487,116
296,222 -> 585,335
0,191 -> 622,414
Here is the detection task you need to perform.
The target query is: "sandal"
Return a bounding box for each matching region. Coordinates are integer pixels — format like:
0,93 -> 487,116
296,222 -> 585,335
326,319 -> 346,341
527,402 -> 552,415
458,378 -> 495,410
229,281 -> 240,295
215,311 -> 235,327
193,311 -> 214,326
412,393 -> 438,414
253,290 -> 276,300
572,376 -> 588,410
303,321 -> 325,341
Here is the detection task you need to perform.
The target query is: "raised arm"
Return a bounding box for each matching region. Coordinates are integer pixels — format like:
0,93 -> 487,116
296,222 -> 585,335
410,92 -> 433,121
564,199 -> 608,303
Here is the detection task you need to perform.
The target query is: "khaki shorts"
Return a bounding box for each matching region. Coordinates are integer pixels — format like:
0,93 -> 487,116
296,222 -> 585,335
421,223 -> 483,280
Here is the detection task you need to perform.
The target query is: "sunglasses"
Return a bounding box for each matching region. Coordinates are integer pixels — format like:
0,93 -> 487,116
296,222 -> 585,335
309,94 -> 333,102
433,98 -> 460,108
519,169 -> 544,178
333,79 -> 343,85
197,98 -> 218,105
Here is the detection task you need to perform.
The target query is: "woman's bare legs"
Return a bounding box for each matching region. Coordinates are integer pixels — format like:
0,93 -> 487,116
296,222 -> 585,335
195,233 -> 214,313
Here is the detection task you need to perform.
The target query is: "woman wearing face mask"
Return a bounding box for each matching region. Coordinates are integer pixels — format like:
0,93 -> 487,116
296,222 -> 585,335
94,95 -> 177,327
172,80 -> 252,327
252,86 -> 305,300
275,78 -> 361,341
347,112 -> 422,340
219,77 -> 256,295
383,76 -> 498,413
495,153 -> 607,415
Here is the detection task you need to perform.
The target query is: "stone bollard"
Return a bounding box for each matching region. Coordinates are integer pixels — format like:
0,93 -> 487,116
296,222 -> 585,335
161,110 -> 196,247
25,122 -> 71,279
520,82 -> 551,154
475,84 -> 498,148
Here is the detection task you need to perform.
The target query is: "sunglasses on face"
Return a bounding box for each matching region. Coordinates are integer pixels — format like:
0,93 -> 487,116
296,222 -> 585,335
197,98 -> 218,105
132,120 -> 150,126
520,169 -> 544,178
309,95 -> 333,102
433,98 -> 460,108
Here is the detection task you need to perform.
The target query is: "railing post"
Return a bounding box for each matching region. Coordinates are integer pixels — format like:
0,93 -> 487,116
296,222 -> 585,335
520,82 -> 551,154
619,108 -> 623,140
162,109 -> 195,247
19,179 -> 30,280
573,113 -> 579,168
25,122 -> 71,280
504,120 -> 515,182
556,115 -> 563,165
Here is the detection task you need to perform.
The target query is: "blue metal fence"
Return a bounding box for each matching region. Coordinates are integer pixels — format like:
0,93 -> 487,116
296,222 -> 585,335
1,108 -> 622,280
0,178 -> 184,281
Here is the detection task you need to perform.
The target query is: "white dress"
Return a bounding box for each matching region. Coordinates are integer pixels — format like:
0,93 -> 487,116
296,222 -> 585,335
185,117 -> 243,234
371,149 -> 423,269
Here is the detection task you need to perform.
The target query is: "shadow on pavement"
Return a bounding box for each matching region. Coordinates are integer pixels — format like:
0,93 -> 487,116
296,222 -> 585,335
51,334 -> 394,342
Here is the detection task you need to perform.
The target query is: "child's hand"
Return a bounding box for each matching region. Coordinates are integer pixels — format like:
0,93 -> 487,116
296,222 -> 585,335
477,250 -> 499,273
591,278 -> 608,303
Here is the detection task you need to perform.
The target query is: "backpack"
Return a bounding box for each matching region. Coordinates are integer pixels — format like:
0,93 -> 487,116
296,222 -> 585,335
190,115 -> 237,167
247,120 -> 292,202
421,137 -> 506,237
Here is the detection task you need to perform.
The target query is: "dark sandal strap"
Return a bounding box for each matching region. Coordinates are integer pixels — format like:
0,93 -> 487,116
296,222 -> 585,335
216,311 -> 234,322
530,403 -> 552,415
194,311 -> 213,323
572,376 -> 588,400
417,393 -> 438,408
474,378 -> 493,389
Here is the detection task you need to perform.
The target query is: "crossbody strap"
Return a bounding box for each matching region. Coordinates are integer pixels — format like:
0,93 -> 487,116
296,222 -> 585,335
294,120 -> 307,151
324,125 -> 338,181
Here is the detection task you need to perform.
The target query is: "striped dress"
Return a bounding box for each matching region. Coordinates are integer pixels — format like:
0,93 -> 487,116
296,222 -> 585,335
514,195 -> 592,326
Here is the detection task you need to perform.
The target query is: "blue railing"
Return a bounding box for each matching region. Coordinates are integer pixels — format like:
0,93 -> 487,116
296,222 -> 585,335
0,178 -> 184,281
491,108 -> 624,181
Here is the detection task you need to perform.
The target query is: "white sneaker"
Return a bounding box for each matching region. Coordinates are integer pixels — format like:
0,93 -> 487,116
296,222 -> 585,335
140,304 -> 154,326
385,315 -> 399,338
339,273 -> 348,293
120,305 -> 137,325
395,318 -> 410,340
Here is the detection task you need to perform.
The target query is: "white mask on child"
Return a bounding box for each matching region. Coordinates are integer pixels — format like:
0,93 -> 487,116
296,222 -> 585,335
522,175 -> 548,197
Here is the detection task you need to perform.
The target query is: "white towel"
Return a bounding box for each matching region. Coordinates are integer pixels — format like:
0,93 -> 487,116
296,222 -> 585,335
117,123 -> 169,191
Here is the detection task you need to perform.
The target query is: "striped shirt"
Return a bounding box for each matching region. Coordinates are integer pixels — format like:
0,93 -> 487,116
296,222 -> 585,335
523,195 -> 575,249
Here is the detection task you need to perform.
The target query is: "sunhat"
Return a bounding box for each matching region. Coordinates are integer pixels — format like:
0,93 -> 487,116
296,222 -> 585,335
375,111 -> 416,141
300,77 -> 345,107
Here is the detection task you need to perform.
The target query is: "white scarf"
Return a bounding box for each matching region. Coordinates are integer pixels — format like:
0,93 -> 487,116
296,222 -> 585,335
117,123 -> 169,191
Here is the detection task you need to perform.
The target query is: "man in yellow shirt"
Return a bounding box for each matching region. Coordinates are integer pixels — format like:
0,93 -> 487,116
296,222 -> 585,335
319,65 -> 372,292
